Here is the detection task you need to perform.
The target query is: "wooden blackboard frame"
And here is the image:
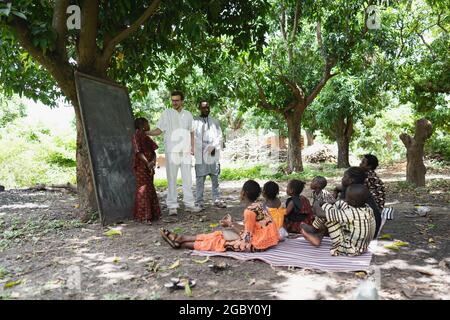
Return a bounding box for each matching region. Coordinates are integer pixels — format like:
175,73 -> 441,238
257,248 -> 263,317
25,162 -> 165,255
74,71 -> 135,225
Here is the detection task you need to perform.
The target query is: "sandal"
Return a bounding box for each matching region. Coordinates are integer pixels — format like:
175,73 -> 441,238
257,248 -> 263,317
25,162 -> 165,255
160,228 -> 181,249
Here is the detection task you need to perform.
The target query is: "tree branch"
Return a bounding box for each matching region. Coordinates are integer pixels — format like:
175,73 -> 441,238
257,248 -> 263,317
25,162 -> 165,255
78,0 -> 100,68
437,13 -> 448,33
7,17 -> 76,104
279,75 -> 304,100
280,8 -> 287,41
345,115 -> 354,139
256,81 -> 281,113
100,0 -> 162,69
399,133 -> 412,148
306,67 -> 338,106
290,0 -> 301,42
316,20 -> 326,62
415,31 -> 436,57
52,0 -> 69,60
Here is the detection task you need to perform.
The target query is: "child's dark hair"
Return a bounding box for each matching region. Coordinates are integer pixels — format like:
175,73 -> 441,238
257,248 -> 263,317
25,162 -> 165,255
242,180 -> 261,201
313,176 -> 327,189
364,154 -> 379,170
134,117 -> 148,130
263,181 -> 279,200
345,167 -> 367,184
346,184 -> 369,207
288,179 -> 305,196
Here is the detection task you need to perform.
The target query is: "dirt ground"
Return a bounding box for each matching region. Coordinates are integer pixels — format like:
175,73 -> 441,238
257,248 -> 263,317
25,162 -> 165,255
0,165 -> 449,300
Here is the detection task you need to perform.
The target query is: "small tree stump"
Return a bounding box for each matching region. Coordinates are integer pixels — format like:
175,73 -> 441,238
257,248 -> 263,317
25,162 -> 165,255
399,118 -> 433,187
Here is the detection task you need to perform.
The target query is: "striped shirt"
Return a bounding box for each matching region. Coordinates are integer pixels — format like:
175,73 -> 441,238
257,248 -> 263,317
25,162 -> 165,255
323,200 -> 376,256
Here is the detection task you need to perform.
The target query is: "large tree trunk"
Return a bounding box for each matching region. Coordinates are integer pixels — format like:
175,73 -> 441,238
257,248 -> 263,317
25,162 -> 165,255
335,115 -> 353,168
59,77 -> 99,217
285,108 -> 304,173
336,135 -> 350,168
400,118 -> 433,187
306,130 -> 314,146
73,104 -> 99,215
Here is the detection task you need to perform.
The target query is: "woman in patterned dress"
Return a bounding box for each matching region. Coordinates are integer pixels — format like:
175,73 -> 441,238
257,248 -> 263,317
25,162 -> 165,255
160,180 -> 279,252
359,154 -> 386,210
132,117 -> 161,223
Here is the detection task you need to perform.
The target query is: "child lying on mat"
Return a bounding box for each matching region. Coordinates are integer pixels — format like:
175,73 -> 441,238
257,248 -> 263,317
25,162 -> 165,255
284,179 -> 314,234
301,184 -> 376,256
310,176 -> 336,206
160,180 -> 279,252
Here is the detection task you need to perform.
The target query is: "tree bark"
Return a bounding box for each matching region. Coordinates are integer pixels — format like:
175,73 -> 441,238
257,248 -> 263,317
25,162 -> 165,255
285,107 -> 304,173
52,76 -> 99,215
305,130 -> 314,146
335,115 -> 353,168
400,118 -> 433,187
336,135 -> 351,168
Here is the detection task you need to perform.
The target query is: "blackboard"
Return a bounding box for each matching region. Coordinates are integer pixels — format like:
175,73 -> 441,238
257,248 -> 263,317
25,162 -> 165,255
75,72 -> 135,225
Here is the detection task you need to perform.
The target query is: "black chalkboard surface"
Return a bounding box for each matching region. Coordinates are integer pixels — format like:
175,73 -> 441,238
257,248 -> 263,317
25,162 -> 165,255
75,72 -> 135,225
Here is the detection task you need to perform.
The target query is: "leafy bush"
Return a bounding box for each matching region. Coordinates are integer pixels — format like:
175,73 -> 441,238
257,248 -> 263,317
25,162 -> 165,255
425,131 -> 450,162
46,151 -> 76,167
352,104 -> 414,165
0,119 -> 76,188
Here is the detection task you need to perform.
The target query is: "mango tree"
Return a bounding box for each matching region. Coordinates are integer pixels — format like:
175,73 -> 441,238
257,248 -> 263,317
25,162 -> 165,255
0,0 -> 269,213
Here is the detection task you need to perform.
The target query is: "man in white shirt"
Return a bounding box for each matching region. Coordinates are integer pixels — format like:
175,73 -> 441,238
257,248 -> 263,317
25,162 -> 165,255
193,101 -> 226,209
147,91 -> 201,216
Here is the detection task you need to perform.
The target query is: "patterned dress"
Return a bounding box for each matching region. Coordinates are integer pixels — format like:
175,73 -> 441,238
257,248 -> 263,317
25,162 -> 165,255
193,202 -> 279,252
132,130 -> 161,222
365,170 -> 386,209
284,195 -> 314,233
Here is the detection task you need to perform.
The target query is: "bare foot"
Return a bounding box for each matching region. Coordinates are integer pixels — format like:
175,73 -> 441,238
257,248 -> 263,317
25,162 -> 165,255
301,226 -> 322,247
220,214 -> 232,227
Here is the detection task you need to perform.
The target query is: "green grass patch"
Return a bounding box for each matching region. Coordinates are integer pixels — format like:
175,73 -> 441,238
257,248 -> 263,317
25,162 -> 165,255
154,178 -> 182,188
0,218 -> 85,252
220,163 -> 343,182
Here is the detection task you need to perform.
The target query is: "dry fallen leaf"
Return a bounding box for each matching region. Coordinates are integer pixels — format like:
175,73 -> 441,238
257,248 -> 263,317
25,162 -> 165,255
355,271 -> 367,279
168,259 -> 180,270
416,269 -> 434,276
379,233 -> 393,240
384,244 -> 400,250
394,240 -> 409,247
184,279 -> 193,297
104,229 -> 122,237
192,257 -> 209,264
4,280 -> 22,289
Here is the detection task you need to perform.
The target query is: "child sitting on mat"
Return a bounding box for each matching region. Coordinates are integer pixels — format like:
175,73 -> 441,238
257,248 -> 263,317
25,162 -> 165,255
262,181 -> 288,240
284,179 -> 314,234
160,180 -> 279,252
301,184 -> 376,256
311,176 -> 336,206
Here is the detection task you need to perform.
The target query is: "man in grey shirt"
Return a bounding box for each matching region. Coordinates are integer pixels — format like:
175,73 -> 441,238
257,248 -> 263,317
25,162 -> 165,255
193,101 -> 226,209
